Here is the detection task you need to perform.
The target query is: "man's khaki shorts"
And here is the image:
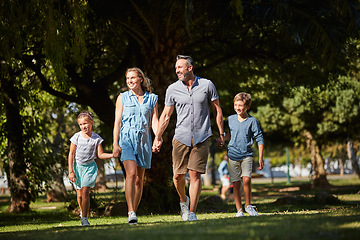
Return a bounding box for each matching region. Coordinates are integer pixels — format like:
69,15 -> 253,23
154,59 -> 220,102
172,137 -> 211,175
228,156 -> 253,183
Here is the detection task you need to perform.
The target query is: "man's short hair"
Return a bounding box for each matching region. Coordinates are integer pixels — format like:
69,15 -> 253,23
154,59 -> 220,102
176,55 -> 194,69
234,92 -> 252,106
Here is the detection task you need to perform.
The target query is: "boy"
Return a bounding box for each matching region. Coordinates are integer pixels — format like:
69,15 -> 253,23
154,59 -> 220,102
218,155 -> 231,200
217,92 -> 264,217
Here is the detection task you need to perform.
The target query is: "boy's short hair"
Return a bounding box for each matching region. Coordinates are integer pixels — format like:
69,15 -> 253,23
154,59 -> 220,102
234,92 -> 251,106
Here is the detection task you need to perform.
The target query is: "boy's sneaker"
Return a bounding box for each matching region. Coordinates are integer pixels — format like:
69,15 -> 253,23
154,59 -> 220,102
189,212 -> 197,221
245,205 -> 258,216
236,208 -> 244,217
128,211 -> 138,225
180,196 -> 190,221
81,217 -> 90,226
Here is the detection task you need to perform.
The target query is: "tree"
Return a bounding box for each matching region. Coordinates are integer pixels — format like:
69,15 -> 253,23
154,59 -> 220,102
2,0 -> 359,211
0,67 -> 31,212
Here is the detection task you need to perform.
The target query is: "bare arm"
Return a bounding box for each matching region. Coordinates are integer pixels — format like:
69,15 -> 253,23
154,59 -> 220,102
113,94 -> 123,157
153,105 -> 174,151
151,101 -> 160,136
257,144 -> 264,170
210,98 -> 225,147
97,143 -> 114,159
68,143 -> 76,182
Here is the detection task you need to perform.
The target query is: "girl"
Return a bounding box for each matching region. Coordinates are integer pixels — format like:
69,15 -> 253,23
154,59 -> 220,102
113,67 -> 159,225
68,112 -> 113,226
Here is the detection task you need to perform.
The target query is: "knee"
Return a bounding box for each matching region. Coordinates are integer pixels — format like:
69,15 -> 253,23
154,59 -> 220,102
135,176 -> 144,188
233,181 -> 241,189
188,170 -> 201,180
173,174 -> 184,183
242,177 -> 251,185
126,169 -> 137,181
77,194 -> 82,201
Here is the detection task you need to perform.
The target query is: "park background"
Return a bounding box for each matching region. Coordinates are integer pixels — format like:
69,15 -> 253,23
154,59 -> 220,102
0,0 -> 360,239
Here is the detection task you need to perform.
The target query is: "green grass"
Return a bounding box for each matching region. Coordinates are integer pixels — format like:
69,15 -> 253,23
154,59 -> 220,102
1,175 -> 360,240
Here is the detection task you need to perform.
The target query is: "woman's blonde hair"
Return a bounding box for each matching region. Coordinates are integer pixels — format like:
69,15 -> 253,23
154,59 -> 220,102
126,67 -> 153,93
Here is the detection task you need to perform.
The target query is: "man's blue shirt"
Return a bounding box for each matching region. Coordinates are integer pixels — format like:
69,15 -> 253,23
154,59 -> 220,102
165,76 -> 219,146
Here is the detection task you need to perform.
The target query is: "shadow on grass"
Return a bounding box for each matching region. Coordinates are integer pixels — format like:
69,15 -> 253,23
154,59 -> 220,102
1,207 -> 360,240
0,208 -> 74,227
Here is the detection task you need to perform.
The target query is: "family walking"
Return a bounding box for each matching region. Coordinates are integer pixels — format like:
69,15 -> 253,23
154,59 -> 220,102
68,55 -> 264,226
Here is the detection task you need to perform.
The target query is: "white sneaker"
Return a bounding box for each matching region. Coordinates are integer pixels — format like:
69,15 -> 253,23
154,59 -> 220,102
81,217 -> 90,226
180,196 -> 190,221
128,211 -> 138,225
245,205 -> 258,216
189,212 -> 197,221
236,208 -> 244,217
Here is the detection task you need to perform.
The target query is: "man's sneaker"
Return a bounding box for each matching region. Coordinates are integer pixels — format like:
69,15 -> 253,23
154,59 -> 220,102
180,196 -> 190,221
81,217 -> 90,226
128,211 -> 138,225
189,212 -> 197,221
245,205 -> 258,216
236,208 -> 244,217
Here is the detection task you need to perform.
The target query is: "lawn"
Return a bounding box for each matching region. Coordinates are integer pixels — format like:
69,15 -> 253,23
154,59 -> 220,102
0,175 -> 359,240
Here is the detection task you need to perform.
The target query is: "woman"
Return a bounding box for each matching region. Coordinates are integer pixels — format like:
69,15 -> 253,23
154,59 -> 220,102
113,67 -> 159,225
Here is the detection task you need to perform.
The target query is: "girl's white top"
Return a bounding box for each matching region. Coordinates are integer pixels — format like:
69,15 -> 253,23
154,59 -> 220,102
70,131 -> 104,165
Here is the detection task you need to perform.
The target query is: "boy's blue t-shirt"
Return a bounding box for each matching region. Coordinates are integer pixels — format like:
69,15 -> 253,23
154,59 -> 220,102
227,114 -> 264,161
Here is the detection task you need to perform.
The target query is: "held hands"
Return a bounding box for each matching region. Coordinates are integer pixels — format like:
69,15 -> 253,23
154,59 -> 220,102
113,145 -> 122,158
216,136 -> 225,149
152,136 -> 163,153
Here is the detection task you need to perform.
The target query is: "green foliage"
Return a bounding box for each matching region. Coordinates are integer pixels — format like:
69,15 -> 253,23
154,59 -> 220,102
1,0 -> 360,207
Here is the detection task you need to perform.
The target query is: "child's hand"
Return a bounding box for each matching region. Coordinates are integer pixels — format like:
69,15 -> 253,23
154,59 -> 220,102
113,146 -> 121,157
68,171 -> 76,182
257,158 -> 264,170
216,137 -> 224,149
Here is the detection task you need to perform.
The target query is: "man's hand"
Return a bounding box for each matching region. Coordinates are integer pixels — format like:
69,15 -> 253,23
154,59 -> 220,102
152,137 -> 163,153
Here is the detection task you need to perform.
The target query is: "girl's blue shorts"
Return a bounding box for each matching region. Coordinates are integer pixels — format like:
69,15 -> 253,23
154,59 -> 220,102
72,161 -> 98,189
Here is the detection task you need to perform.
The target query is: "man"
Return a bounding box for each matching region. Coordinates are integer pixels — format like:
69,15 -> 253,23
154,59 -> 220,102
153,55 -> 224,221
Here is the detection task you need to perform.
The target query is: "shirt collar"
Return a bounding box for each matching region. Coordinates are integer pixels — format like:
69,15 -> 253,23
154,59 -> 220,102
180,75 -> 199,88
128,90 -> 149,99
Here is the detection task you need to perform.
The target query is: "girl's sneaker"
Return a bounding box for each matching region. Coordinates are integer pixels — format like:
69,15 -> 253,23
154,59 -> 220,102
128,211 -> 138,225
81,217 -> 90,226
236,208 -> 244,217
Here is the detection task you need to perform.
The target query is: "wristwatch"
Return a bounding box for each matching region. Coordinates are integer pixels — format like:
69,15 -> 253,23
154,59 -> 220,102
220,132 -> 226,137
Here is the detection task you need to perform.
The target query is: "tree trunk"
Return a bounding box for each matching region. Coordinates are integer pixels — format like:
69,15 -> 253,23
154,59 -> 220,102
209,140 -> 219,185
1,73 -> 31,212
47,163 -> 68,202
302,130 -> 330,187
337,145 -> 346,176
95,158 -> 108,190
346,138 -> 360,178
46,113 -> 68,202
138,46 -> 183,213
